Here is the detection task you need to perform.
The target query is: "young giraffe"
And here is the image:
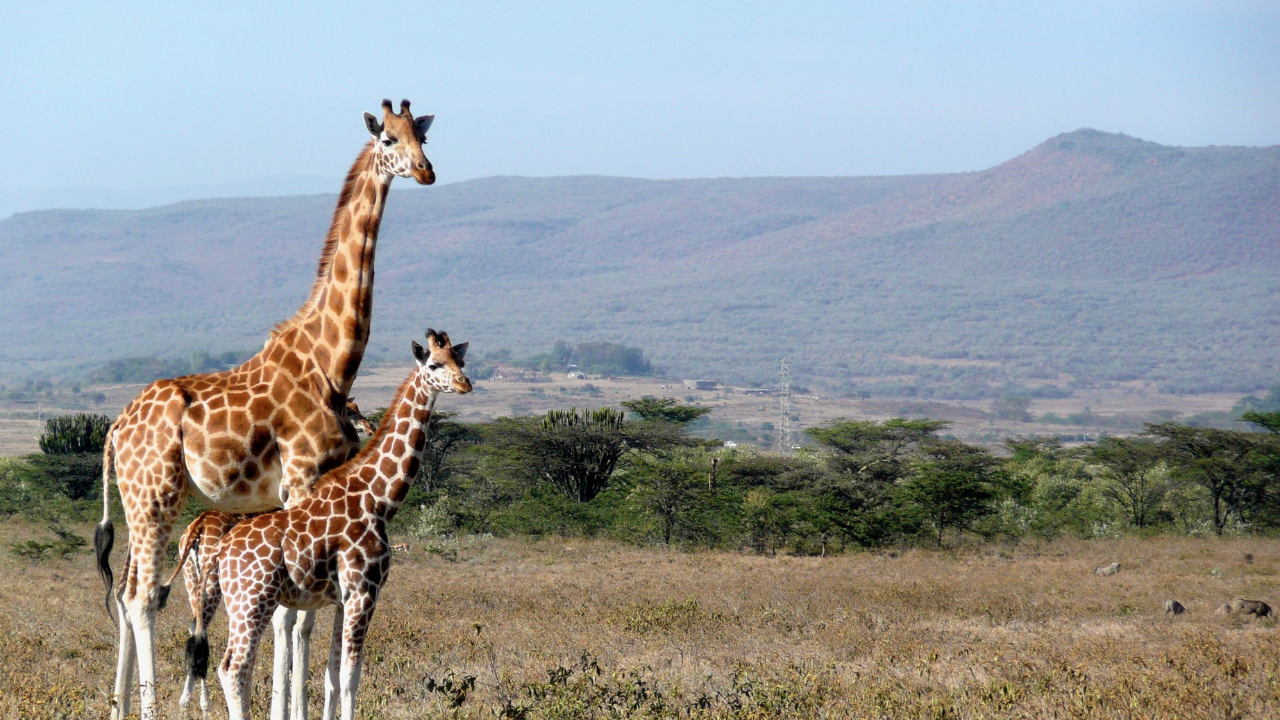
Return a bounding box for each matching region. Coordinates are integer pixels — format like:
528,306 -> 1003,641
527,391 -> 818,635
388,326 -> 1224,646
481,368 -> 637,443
171,400 -> 377,714
192,331 -> 470,720
95,99 -> 435,720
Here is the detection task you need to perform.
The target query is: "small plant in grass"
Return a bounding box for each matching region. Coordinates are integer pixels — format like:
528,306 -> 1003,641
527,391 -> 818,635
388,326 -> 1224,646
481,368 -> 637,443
10,524 -> 87,561
423,670 -> 476,708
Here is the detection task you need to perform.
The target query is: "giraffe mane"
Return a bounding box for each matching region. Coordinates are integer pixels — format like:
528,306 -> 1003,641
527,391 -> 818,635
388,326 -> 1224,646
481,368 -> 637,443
315,371 -> 418,489
271,141 -> 376,337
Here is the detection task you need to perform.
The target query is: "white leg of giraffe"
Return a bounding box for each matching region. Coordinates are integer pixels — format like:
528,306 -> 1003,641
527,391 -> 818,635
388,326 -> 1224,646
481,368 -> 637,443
110,593 -> 136,720
271,606 -> 297,720
321,605 -> 343,720
290,609 -> 318,720
127,596 -> 160,720
178,653 -> 196,709
339,594 -> 375,720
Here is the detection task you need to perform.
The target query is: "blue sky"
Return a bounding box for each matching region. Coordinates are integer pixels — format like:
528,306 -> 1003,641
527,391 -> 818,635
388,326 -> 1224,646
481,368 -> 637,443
1,1 -> 1276,200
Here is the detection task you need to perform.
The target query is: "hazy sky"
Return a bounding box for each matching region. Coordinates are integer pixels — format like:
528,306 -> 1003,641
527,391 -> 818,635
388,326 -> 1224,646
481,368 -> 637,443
2,1 -> 1276,195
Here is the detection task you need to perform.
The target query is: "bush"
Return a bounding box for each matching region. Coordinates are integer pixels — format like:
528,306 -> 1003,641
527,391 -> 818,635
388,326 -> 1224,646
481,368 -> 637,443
39,413 -> 111,455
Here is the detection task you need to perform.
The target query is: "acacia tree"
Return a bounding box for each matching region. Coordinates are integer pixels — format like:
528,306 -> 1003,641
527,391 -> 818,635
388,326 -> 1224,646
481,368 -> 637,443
1145,423 -> 1264,534
898,440 -> 999,546
1090,436 -> 1167,528
1243,411 -> 1280,435
496,407 -> 676,502
805,418 -> 949,545
621,397 -> 713,425
627,449 -> 710,544
416,412 -> 479,492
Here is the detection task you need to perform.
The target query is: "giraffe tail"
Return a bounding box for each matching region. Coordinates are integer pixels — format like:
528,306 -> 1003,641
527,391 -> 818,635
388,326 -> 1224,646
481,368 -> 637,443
186,529 -> 220,683
185,633 -> 210,684
94,420 -> 118,624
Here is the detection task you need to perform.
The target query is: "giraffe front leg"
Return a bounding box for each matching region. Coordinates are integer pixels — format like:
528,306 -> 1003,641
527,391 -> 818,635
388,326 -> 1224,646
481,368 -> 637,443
271,606 -> 297,720
110,589 -> 136,720
338,593 -> 377,720
321,604 -> 343,720
218,596 -> 275,720
291,609 -> 318,720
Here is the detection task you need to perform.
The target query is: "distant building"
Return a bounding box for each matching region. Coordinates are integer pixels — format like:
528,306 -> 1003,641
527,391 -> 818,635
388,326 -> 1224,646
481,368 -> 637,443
742,388 -> 772,396
683,379 -> 719,390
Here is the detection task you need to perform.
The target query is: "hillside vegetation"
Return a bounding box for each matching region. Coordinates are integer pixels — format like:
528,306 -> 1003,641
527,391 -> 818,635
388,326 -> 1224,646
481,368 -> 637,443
1,129 -> 1276,397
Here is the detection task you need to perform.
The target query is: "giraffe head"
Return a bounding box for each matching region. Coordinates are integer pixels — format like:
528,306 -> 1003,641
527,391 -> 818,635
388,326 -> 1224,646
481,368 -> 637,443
344,398 -> 377,437
364,98 -> 435,185
410,329 -> 472,395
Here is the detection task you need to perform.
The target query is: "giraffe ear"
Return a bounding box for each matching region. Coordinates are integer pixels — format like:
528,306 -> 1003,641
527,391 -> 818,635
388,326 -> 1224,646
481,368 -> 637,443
364,112 -> 384,138
452,342 -> 468,362
415,114 -> 434,139
411,341 -> 427,364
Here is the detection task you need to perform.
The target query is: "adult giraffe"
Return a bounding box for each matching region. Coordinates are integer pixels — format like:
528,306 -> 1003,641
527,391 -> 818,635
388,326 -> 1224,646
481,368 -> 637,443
95,99 -> 434,720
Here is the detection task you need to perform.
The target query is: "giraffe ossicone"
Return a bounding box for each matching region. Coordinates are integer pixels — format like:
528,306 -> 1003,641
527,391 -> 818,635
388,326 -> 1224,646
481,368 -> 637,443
188,332 -> 471,720
95,99 -> 437,720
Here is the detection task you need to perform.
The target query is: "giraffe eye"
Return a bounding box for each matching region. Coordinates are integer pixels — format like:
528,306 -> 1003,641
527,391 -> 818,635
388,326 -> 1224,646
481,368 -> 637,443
382,137 -> 395,147
428,363 -> 440,371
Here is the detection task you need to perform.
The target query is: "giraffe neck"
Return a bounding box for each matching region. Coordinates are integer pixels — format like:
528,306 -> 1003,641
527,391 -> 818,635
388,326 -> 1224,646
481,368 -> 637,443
346,375 -> 435,522
267,142 -> 394,396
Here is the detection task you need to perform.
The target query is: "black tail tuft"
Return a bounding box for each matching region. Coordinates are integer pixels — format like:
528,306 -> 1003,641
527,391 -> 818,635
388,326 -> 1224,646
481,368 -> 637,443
186,632 -> 210,680
94,520 -> 115,623
155,583 -> 171,613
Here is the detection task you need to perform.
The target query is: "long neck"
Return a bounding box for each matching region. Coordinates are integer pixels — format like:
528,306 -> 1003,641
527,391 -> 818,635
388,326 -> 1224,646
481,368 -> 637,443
353,378 -> 435,522
268,142 -> 393,395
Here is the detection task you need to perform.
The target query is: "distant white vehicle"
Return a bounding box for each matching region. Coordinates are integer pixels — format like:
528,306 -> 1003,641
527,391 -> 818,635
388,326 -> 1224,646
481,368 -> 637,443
566,372 -> 586,379
723,441 -> 738,448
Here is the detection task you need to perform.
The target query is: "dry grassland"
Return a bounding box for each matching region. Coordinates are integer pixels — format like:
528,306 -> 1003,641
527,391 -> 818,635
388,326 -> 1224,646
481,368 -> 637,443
2,521 -> 1279,719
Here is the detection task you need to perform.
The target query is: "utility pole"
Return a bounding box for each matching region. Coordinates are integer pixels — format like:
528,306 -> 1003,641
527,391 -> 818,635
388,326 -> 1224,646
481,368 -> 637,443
778,357 -> 793,453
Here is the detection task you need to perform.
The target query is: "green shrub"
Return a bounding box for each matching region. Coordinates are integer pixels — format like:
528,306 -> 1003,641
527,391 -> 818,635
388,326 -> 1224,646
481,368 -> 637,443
39,413 -> 111,455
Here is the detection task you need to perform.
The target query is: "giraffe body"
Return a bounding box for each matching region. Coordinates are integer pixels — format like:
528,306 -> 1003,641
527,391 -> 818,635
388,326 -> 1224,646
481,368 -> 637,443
96,100 -> 435,720
194,332 -> 470,720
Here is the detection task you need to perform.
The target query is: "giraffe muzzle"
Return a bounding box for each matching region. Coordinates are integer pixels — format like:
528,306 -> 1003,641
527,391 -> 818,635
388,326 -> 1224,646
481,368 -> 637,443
413,162 -> 435,186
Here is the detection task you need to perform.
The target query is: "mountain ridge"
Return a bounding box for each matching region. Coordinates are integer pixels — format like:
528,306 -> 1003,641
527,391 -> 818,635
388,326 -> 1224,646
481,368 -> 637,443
1,129 -> 1276,396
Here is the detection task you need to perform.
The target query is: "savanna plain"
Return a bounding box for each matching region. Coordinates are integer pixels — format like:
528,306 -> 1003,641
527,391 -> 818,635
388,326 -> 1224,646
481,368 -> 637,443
2,522 -> 1278,719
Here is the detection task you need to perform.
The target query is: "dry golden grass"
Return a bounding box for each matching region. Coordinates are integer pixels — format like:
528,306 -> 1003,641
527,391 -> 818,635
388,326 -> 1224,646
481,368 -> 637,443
2,521 -> 1279,719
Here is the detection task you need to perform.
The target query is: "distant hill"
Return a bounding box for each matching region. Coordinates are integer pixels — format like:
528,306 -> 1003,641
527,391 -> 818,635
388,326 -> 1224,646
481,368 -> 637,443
1,129 -> 1276,397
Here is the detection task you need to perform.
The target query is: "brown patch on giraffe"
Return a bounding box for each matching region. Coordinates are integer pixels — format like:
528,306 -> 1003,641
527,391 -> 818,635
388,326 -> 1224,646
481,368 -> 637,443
325,315 -> 344,346
248,395 -> 273,420
249,426 -> 273,457
280,353 -> 303,377
229,410 -> 251,437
